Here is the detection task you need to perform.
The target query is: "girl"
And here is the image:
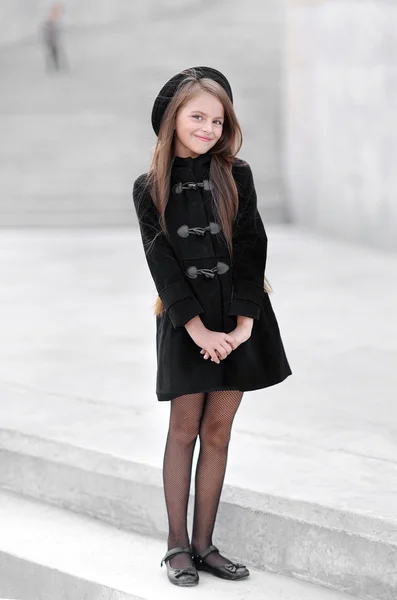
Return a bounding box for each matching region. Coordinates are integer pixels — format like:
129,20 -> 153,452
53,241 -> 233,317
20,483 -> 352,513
133,66 -> 292,587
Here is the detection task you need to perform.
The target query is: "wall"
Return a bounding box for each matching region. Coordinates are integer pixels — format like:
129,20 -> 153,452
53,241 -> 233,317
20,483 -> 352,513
285,0 -> 397,250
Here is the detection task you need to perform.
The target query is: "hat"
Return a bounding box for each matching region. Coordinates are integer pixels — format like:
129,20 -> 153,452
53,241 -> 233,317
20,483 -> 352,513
151,66 -> 233,136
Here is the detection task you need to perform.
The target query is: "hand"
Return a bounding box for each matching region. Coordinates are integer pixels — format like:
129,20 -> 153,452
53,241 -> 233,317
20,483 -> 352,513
189,327 -> 238,364
200,323 -> 253,361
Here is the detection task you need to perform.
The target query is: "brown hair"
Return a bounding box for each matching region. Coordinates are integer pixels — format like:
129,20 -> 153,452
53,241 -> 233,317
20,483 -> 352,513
144,69 -> 272,316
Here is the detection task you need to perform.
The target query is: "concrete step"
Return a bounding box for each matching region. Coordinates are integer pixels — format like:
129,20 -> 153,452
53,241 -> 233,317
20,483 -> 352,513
0,426 -> 396,600
0,487 -> 360,600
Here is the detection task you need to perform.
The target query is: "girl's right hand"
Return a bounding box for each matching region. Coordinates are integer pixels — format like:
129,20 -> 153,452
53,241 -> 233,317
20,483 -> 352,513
190,328 -> 238,364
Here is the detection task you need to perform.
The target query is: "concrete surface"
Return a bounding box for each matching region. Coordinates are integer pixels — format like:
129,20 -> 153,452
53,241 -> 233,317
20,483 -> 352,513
285,0 -> 397,251
0,488 -> 361,600
0,425 -> 395,600
0,226 -> 396,598
0,0 -> 286,226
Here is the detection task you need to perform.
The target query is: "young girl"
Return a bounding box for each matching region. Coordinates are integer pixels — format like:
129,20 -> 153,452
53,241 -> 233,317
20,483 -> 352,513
133,66 -> 292,587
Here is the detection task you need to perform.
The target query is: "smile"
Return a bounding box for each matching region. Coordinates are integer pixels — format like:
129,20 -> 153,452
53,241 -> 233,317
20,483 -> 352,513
195,135 -> 212,142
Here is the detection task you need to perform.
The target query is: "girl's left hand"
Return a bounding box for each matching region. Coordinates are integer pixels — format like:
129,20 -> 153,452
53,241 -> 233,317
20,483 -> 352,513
200,324 -> 252,361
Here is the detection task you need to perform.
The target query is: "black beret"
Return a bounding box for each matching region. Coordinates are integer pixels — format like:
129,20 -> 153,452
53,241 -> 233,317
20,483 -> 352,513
151,66 -> 233,136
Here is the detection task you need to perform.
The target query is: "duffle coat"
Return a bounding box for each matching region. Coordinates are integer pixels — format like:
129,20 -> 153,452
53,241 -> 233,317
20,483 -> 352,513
133,151 -> 292,401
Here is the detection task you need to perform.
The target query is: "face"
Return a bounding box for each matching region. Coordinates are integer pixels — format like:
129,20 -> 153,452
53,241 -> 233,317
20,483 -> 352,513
174,92 -> 224,158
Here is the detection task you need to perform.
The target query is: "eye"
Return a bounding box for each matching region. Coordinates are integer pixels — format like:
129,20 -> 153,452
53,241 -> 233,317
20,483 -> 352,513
192,115 -> 223,126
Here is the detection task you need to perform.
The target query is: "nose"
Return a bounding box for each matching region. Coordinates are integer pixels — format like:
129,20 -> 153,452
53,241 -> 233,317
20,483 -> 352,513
202,120 -> 213,134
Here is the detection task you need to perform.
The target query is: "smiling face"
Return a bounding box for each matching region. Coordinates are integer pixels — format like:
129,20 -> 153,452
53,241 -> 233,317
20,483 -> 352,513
174,91 -> 224,158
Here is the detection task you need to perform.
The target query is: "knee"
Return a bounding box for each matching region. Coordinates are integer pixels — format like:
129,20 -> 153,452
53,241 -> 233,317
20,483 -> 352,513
199,419 -> 231,449
170,421 -> 200,446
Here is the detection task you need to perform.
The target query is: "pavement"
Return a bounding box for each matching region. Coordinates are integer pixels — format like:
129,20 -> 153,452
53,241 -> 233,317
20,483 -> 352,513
0,226 -> 396,599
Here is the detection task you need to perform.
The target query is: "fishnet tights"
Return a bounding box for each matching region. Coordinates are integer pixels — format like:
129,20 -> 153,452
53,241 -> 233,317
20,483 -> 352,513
162,389 -> 243,569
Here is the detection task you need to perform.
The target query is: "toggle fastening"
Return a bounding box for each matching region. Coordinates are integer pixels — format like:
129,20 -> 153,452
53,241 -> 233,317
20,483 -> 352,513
186,261 -> 229,279
172,179 -> 213,195
177,222 -> 221,238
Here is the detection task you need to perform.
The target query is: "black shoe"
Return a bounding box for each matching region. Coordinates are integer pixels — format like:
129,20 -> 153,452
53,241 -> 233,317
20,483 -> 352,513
192,544 -> 250,580
160,546 -> 199,586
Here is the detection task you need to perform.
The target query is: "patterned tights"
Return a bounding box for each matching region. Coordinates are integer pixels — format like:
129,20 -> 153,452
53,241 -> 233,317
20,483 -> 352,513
162,389 -> 244,569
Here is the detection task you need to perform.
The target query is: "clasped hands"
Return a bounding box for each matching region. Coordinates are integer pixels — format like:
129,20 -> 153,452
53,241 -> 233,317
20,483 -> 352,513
185,316 -> 254,365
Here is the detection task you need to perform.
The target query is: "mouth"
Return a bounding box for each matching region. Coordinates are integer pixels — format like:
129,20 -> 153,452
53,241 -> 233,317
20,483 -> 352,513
194,135 -> 212,143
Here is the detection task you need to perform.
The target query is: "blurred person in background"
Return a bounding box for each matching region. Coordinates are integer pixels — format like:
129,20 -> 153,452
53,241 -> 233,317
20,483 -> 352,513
42,1 -> 68,72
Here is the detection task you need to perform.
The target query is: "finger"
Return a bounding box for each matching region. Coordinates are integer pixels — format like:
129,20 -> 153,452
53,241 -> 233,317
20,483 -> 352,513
224,334 -> 237,349
216,344 -> 228,360
210,348 -> 220,364
219,341 -> 233,359
220,341 -> 233,355
225,334 -> 238,350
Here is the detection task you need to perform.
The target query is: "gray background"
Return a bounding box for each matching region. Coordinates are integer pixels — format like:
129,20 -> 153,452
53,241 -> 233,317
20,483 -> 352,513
285,0 -> 397,251
2,0 -> 396,252
0,0 -> 286,225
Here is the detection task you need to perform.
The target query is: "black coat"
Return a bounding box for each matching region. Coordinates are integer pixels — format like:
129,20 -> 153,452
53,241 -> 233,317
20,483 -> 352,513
133,151 -> 292,401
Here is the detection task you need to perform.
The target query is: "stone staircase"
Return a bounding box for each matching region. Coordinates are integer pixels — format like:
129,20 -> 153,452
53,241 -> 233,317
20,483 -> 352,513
0,486 -> 361,600
0,388 -> 395,600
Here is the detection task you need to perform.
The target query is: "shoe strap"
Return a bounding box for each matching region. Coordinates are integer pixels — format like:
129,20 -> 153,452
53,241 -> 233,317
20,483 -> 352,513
196,544 -> 219,560
160,546 -> 192,567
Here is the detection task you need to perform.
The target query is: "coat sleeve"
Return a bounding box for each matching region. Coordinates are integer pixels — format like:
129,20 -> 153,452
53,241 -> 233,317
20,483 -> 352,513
133,174 -> 205,329
228,162 -> 267,321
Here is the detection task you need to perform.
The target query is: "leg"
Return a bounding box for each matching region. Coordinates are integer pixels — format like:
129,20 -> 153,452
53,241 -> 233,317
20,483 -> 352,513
51,41 -> 60,70
56,32 -> 69,71
59,43 -> 69,71
44,40 -> 56,72
163,392 -> 206,569
191,389 -> 244,567
44,46 -> 52,71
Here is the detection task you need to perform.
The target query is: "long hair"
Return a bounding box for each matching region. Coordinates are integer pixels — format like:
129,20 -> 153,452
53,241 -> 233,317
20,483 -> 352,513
143,68 -> 273,316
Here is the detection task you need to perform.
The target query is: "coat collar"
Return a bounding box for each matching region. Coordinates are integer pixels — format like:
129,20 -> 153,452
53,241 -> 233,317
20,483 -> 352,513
171,151 -> 212,183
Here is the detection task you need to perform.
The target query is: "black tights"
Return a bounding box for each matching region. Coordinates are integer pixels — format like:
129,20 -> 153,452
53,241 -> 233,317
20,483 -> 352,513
162,389 -> 244,569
